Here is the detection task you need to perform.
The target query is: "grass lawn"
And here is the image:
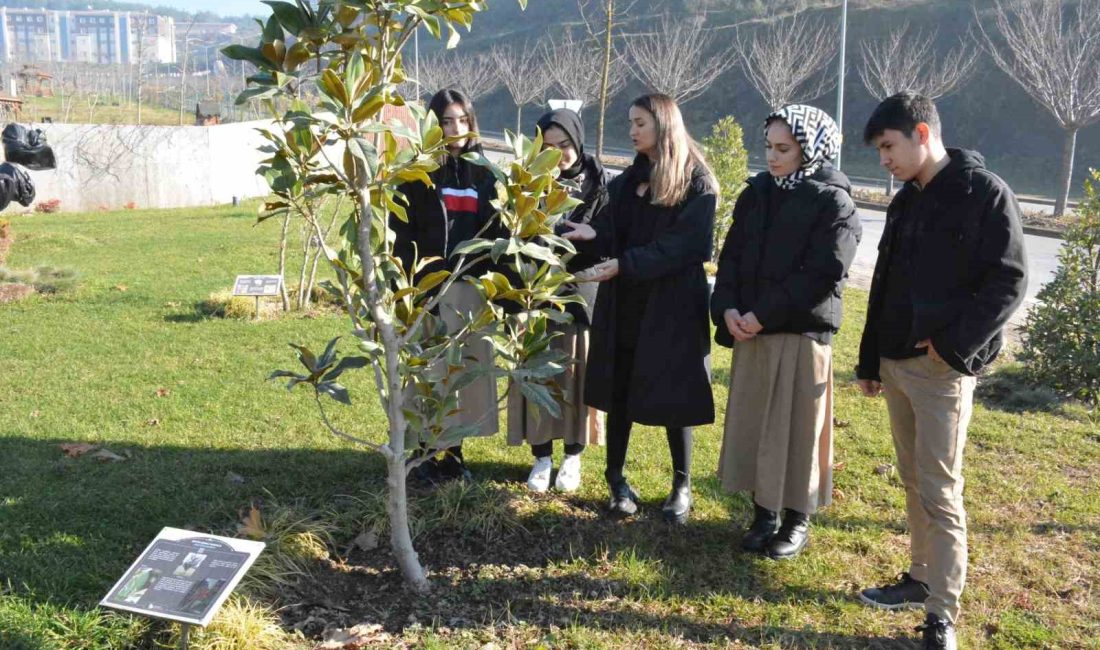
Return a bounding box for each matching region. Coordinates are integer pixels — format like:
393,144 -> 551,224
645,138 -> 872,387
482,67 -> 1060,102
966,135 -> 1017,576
0,204 -> 1097,649
21,95 -> 191,127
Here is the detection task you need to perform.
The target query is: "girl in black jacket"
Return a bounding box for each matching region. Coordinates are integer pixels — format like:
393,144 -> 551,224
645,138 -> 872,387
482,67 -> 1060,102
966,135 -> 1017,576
390,88 -> 498,483
507,109 -> 610,493
564,94 -> 717,524
711,104 -> 860,559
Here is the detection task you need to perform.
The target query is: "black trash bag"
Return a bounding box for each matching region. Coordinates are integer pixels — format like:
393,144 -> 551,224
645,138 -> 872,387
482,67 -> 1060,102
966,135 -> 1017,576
3,123 -> 56,171
0,162 -> 36,212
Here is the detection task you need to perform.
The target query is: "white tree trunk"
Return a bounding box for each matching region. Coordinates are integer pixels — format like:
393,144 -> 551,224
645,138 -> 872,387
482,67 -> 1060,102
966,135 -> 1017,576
1055,126 -> 1078,217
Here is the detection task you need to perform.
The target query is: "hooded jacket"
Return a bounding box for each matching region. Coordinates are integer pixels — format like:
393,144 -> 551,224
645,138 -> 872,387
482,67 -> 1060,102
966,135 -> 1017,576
856,148 -> 1028,379
390,141 -> 497,283
711,164 -> 861,348
537,109 -> 613,326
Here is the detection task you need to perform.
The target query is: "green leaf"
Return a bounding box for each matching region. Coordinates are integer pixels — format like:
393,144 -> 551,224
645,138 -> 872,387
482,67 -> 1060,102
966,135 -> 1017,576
416,270 -> 450,294
322,356 -> 369,381
289,343 -> 318,373
316,381 -> 351,405
221,44 -> 272,72
262,0 -> 305,35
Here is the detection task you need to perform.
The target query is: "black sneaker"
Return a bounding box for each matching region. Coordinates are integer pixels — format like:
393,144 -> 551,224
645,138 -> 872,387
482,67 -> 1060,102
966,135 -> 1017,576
859,572 -> 930,610
916,613 -> 957,650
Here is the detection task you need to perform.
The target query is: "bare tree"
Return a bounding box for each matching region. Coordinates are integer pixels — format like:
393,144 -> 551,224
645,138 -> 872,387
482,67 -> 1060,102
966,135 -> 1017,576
415,50 -> 498,102
491,43 -> 552,135
409,52 -> 449,99
178,19 -> 196,125
977,0 -> 1100,216
859,24 -> 978,101
859,22 -> 979,194
577,0 -> 634,156
735,14 -> 838,110
625,13 -> 736,104
542,28 -> 626,111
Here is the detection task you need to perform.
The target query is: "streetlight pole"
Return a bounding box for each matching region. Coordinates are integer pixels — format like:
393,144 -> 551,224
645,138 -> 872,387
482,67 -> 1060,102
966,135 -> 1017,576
835,0 -> 848,170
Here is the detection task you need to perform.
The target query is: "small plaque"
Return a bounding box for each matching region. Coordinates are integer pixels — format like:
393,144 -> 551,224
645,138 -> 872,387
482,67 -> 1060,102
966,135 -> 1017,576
232,275 -> 282,297
100,527 -> 265,627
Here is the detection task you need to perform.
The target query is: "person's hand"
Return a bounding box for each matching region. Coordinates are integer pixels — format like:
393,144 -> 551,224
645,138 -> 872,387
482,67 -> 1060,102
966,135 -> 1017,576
916,339 -> 943,364
560,221 -> 597,241
724,309 -> 754,341
857,379 -> 883,397
738,311 -> 763,335
587,259 -> 619,282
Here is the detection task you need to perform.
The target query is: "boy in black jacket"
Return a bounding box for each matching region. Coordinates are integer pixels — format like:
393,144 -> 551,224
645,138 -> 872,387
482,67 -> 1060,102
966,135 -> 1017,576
855,93 -> 1027,650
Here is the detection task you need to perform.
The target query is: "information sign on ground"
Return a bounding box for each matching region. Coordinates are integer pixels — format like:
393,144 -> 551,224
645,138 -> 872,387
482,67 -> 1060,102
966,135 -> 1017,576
100,527 -> 264,627
232,275 -> 282,297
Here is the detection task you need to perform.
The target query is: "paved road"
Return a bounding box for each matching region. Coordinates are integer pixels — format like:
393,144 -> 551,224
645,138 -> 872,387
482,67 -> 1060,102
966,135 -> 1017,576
850,208 -> 1061,333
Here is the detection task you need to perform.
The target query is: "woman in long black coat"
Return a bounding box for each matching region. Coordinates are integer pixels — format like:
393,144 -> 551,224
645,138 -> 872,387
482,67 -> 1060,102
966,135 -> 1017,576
564,93 -> 717,523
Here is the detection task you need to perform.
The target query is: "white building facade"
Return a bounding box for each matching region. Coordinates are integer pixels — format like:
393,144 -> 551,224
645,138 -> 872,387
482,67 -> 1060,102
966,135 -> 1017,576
0,8 -> 177,65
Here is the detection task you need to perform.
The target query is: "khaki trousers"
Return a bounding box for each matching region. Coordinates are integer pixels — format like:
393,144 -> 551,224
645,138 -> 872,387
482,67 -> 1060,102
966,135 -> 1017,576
880,355 -> 976,624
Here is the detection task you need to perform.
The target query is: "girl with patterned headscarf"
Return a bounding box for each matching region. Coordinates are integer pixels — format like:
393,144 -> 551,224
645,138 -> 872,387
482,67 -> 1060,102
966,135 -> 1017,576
710,104 -> 861,560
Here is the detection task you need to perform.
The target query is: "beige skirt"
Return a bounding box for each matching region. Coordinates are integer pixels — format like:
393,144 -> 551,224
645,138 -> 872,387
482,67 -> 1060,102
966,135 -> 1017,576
717,333 -> 834,514
435,281 -> 498,438
507,323 -> 605,447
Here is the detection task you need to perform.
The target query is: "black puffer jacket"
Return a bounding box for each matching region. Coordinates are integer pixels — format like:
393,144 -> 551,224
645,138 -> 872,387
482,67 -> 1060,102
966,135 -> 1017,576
856,149 -> 1028,379
711,165 -> 861,348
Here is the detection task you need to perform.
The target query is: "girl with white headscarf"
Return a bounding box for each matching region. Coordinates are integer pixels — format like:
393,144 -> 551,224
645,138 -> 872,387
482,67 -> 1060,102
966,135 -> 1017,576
710,105 -> 861,559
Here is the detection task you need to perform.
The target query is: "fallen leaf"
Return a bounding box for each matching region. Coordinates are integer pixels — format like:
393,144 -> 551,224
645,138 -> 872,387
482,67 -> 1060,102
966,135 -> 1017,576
315,624 -> 390,649
351,528 -> 379,552
832,461 -> 847,472
833,418 -> 851,428
237,505 -> 265,540
154,388 -> 170,398
91,449 -> 126,462
874,463 -> 895,476
113,284 -> 128,292
226,471 -> 246,485
60,443 -> 98,458
146,418 -> 160,427
30,410 -> 40,418
832,487 -> 846,501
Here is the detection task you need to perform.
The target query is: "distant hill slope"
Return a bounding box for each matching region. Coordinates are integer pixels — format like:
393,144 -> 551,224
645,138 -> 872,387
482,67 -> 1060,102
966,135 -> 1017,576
423,0 -> 1096,198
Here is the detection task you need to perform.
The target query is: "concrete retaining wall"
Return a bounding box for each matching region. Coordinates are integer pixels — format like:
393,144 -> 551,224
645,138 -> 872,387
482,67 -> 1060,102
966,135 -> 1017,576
23,119 -> 275,212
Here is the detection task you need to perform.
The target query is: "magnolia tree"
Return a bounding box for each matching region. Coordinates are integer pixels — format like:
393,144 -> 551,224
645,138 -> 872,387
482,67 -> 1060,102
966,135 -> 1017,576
224,0 -> 582,593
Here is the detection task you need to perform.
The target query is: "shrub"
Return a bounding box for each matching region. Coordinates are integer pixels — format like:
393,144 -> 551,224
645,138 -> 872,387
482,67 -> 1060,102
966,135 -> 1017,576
0,218 -> 11,266
0,265 -> 78,294
702,116 -> 749,261
35,199 -> 61,214
1020,169 -> 1100,404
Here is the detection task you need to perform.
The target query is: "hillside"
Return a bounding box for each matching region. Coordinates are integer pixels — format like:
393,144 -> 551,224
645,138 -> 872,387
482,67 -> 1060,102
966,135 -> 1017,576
429,0 -> 1098,198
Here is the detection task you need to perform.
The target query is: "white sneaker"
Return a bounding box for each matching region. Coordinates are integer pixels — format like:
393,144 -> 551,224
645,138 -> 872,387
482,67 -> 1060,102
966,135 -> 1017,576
554,453 -> 582,492
527,456 -> 553,492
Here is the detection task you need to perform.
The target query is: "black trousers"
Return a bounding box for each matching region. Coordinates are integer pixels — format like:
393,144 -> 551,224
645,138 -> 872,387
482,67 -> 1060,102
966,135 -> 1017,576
604,344 -> 692,484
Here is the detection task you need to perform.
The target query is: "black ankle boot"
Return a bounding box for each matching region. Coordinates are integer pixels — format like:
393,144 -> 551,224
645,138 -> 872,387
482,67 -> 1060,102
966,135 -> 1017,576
661,474 -> 692,524
767,509 -> 810,560
605,472 -> 639,518
742,503 -> 780,552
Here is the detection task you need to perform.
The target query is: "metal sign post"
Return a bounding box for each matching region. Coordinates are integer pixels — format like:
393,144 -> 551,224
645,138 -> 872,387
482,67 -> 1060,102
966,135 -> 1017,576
179,623 -> 191,649
231,275 -> 282,320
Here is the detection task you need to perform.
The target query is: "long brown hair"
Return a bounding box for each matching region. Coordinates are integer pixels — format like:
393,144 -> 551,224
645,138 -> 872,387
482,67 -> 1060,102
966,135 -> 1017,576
631,93 -> 715,207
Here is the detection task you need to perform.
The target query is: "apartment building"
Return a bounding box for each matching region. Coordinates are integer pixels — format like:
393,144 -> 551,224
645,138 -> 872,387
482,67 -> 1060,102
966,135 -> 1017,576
0,7 -> 177,65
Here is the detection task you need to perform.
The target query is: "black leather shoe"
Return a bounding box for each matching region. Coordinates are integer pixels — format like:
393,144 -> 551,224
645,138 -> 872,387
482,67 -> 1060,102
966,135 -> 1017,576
741,503 -> 780,553
606,476 -> 640,518
661,478 -> 692,524
916,613 -> 957,650
767,509 -> 809,560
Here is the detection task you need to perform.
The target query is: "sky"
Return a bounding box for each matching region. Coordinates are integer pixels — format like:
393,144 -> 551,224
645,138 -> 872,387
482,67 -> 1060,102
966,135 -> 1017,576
152,0 -> 267,16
